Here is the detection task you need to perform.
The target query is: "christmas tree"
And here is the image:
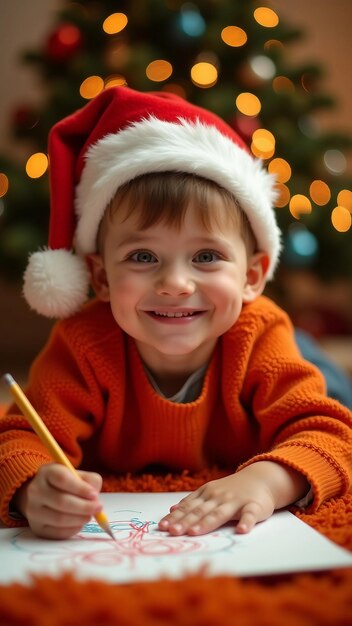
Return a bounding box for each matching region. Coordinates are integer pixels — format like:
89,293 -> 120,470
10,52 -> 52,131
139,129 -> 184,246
0,0 -> 351,282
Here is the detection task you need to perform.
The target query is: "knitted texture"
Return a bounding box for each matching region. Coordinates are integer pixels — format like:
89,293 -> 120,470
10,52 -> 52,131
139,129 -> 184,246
1,296 -> 351,527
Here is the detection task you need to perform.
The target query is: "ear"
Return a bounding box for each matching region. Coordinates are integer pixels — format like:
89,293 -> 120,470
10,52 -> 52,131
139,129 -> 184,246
86,253 -> 111,302
242,251 -> 270,303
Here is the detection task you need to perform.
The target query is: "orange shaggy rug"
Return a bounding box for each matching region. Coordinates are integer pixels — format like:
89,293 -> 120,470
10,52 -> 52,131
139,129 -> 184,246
0,469 -> 351,626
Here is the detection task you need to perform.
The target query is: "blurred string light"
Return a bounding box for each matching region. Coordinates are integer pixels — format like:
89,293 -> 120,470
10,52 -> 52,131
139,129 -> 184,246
274,183 -> 290,207
0,173 -> 9,197
191,62 -> 218,88
337,189 -> 352,211
268,158 -> 291,183
264,39 -> 284,53
309,180 -> 331,205
179,3 -> 206,37
146,60 -> 173,82
251,128 -> 275,159
253,7 -> 279,28
80,75 -> 104,99
221,26 -> 247,47
105,75 -> 127,88
249,55 -> 276,80
289,194 -> 312,219
323,149 -> 347,175
272,76 -> 295,94
102,13 -> 128,34
235,92 -> 261,116
25,153 -> 49,178
331,206 -> 351,232
284,223 -> 318,267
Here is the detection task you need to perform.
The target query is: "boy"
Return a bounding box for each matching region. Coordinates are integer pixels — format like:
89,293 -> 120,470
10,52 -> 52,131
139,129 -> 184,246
0,87 -> 351,540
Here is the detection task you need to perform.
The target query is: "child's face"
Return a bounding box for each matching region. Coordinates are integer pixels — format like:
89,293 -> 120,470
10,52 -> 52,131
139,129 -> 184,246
88,192 -> 267,374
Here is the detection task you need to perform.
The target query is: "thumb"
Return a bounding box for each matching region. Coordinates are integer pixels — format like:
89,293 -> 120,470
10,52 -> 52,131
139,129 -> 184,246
78,470 -> 103,493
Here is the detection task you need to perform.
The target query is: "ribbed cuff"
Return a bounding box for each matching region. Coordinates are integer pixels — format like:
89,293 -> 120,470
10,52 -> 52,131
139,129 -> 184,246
238,443 -> 347,510
0,452 -> 51,527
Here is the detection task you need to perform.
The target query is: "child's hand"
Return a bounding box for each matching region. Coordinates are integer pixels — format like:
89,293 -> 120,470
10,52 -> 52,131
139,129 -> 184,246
13,463 -> 103,539
158,461 -> 308,536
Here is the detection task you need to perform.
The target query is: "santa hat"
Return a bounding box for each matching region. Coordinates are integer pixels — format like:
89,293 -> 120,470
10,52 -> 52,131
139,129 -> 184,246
23,86 -> 280,318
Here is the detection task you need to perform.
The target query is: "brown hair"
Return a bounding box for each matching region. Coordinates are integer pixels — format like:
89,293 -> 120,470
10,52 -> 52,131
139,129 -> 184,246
97,172 -> 257,253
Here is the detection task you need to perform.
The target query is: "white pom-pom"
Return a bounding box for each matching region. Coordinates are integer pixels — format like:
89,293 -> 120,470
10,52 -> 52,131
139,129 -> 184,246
23,249 -> 90,318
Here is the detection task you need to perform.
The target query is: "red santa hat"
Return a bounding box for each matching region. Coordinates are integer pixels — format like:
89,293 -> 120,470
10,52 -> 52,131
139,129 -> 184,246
23,86 -> 280,318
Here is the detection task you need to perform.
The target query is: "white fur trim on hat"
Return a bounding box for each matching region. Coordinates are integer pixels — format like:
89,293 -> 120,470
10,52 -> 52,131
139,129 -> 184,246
75,116 -> 280,278
23,249 -> 90,318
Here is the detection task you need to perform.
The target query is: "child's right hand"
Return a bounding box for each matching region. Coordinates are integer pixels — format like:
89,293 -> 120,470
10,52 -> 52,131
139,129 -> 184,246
13,463 -> 103,539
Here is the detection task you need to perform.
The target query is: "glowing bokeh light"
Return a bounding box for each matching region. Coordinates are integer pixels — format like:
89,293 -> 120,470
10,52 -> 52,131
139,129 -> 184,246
221,26 -> 247,47
25,153 -> 49,179
80,76 -> 104,99
272,76 -> 295,94
289,194 -> 312,219
331,206 -> 351,232
274,183 -> 290,207
309,180 -> 331,206
252,128 -> 275,154
0,173 -> 9,197
324,149 -> 347,175
179,5 -> 206,37
254,7 -> 279,28
103,13 -> 128,34
58,24 -> 81,45
290,227 -> 318,258
235,92 -> 261,116
190,62 -> 218,88
249,55 -> 276,80
268,158 -> 291,183
264,39 -> 284,53
104,75 -> 127,88
337,189 -> 352,211
146,60 -> 173,82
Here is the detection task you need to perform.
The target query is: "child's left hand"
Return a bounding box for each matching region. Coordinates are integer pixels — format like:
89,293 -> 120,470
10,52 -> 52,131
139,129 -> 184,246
158,461 -> 308,535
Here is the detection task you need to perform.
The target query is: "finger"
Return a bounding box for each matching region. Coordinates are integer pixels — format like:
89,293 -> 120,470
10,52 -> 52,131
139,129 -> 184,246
78,470 -> 103,493
168,490 -> 200,512
27,487 -> 102,523
158,494 -> 208,532
185,500 -> 237,535
45,465 -> 99,500
32,514 -> 92,540
235,503 -> 262,534
168,500 -> 219,535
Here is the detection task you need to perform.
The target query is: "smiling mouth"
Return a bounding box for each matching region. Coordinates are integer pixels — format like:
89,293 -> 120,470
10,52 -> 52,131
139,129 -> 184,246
147,310 -> 203,318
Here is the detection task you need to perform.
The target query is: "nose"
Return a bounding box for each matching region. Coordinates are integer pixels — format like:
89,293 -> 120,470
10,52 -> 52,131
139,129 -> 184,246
155,263 -> 195,297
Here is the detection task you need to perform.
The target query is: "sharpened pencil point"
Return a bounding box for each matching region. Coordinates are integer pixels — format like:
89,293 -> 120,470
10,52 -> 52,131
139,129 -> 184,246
103,524 -> 116,541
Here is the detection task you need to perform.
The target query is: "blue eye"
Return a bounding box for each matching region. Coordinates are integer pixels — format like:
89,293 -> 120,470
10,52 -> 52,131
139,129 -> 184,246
130,251 -> 157,263
193,250 -> 219,263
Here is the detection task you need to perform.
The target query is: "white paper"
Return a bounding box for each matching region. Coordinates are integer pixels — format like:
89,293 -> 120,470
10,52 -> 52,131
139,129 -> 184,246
0,492 -> 351,584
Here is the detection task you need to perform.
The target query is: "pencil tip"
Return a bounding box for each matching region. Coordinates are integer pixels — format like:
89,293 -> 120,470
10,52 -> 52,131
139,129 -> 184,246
2,373 -> 14,386
107,527 -> 116,541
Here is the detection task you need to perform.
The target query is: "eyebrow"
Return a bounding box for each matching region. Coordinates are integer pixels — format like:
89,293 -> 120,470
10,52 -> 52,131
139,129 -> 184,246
117,233 -> 233,248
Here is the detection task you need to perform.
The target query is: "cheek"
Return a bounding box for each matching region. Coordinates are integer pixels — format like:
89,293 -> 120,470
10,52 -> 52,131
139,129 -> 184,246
108,273 -> 145,309
205,273 -> 243,303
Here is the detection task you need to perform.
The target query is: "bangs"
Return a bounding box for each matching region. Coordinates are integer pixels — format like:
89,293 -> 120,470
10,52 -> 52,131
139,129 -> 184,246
100,172 -> 257,252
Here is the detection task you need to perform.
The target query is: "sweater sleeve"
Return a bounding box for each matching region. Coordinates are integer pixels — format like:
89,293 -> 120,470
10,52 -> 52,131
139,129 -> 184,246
0,311 -> 109,527
236,300 -> 352,512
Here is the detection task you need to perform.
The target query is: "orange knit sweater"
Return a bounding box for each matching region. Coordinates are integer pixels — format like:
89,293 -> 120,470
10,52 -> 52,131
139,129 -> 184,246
1,296 -> 351,526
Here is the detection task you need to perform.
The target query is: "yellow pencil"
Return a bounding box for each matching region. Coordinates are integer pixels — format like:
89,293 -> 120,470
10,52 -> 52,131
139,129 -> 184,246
3,373 -> 115,540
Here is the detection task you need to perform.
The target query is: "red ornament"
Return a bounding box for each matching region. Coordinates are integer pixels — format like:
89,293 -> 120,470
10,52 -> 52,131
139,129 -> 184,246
45,23 -> 83,62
